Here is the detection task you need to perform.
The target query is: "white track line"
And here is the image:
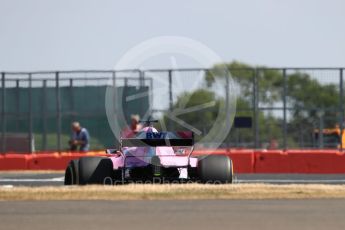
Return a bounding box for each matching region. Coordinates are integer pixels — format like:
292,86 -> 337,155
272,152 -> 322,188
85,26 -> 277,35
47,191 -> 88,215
1,178 -> 345,184
236,179 -> 345,184
0,177 -> 64,182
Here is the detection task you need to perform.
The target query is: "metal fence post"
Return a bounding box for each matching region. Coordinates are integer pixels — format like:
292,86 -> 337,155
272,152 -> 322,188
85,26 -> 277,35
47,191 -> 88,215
318,111 -> 324,149
112,71 -> 116,113
112,71 -> 120,147
141,70 -> 153,117
42,80 -> 47,151
112,70 -> 118,127
148,73 -> 154,116
69,79 -> 74,122
225,72 -> 230,148
1,73 -> 6,154
283,69 -> 288,150
139,70 -> 144,88
15,80 -> 20,131
112,71 -> 116,89
168,70 -> 173,111
254,69 -> 259,149
340,68 -> 344,151
28,74 -> 33,153
56,72 -> 62,153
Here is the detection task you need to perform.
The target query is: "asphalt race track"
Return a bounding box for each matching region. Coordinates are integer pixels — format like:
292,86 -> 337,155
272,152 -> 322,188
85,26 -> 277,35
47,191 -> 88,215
1,173 -> 345,186
0,173 -> 64,187
1,199 -> 345,230
1,173 -> 345,230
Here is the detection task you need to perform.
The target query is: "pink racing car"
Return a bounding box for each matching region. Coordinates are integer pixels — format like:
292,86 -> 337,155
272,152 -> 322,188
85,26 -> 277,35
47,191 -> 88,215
64,124 -> 233,185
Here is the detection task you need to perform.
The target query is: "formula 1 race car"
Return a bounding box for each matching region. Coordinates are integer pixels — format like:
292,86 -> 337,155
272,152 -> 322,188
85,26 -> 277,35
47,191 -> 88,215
64,123 -> 233,185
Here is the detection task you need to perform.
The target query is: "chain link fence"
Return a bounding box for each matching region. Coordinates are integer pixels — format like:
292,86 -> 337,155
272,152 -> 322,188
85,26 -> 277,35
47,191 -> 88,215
0,68 -> 344,152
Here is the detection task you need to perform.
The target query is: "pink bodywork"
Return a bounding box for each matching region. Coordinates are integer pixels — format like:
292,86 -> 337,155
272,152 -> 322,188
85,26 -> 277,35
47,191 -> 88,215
109,127 -> 197,170
109,147 -> 198,170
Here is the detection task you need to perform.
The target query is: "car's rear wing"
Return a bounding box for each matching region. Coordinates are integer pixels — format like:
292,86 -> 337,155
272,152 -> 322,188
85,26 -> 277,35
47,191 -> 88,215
121,131 -> 194,147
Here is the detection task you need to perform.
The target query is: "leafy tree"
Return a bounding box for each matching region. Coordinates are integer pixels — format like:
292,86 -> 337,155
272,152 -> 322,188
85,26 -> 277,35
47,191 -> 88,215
287,72 -> 340,122
160,89 -> 223,142
163,61 -> 342,148
206,61 -> 284,106
206,61 -> 342,147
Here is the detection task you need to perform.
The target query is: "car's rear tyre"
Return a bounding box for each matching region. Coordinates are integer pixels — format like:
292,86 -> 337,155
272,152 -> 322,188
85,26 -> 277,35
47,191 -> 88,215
64,159 -> 79,185
197,155 -> 233,184
79,157 -> 113,185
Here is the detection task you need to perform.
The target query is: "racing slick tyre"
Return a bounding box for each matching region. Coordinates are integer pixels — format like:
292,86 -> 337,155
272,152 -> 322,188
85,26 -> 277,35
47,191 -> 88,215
64,159 -> 79,185
78,157 -> 113,185
197,155 -> 233,184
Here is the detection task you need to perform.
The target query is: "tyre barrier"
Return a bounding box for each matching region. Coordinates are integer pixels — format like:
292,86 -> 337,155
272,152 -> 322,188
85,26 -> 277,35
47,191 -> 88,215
0,149 -> 345,173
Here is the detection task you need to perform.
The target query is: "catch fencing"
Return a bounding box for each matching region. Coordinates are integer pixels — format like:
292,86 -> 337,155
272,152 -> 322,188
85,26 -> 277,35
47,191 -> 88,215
0,68 -> 344,152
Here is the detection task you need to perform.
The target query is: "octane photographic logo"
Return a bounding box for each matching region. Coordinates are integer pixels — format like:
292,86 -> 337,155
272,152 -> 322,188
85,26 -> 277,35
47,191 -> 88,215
105,36 -> 238,152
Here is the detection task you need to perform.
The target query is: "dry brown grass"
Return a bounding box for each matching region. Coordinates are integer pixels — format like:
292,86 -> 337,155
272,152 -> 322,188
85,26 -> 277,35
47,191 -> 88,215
2,184 -> 345,201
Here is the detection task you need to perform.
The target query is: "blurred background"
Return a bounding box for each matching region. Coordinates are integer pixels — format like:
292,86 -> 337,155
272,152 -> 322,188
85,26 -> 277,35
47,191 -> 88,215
0,0 -> 344,152
1,66 -> 344,152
